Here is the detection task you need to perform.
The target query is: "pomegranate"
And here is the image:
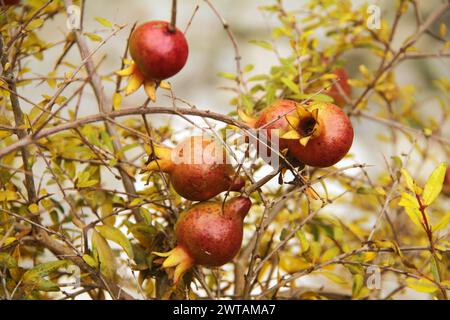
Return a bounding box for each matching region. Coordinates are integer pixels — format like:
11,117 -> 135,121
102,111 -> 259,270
0,0 -> 19,5
130,21 -> 188,81
444,168 -> 450,196
116,20 -> 188,100
141,136 -> 245,201
327,67 -> 352,107
239,99 -> 300,154
154,196 -> 251,284
283,102 -> 354,167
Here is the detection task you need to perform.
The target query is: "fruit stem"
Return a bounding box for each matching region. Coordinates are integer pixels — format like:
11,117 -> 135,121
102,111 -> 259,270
168,0 -> 177,33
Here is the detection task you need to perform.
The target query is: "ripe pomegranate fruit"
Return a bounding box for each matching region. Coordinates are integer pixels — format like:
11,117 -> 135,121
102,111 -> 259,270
141,136 -> 245,201
0,0 -> 19,5
117,21 -> 188,100
444,168 -> 450,196
239,99 -> 300,154
154,196 -> 251,284
282,102 -> 354,167
326,67 -> 352,107
130,21 -> 188,81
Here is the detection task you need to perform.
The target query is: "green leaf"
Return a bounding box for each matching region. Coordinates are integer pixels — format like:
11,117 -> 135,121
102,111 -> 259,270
281,77 -> 300,94
249,40 -> 273,51
422,163 -> 446,205
91,230 -> 116,280
96,225 -> 134,259
82,254 -> 98,268
0,253 -> 18,269
26,18 -> 44,31
295,230 -> 310,253
217,72 -> 237,81
23,260 -> 68,280
95,17 -> 112,28
23,260 -> 68,291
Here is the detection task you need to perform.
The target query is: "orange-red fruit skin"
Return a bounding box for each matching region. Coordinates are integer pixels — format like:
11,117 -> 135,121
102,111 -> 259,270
170,163 -> 245,201
327,68 -> 352,107
175,197 -> 251,266
129,21 -> 188,81
254,99 -> 297,151
287,103 -> 354,167
169,137 -> 245,201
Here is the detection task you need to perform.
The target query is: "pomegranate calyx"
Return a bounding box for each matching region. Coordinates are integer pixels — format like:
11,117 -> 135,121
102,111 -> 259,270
153,245 -> 194,285
237,108 -> 258,128
116,61 -> 171,101
141,144 -> 173,173
281,103 -> 322,147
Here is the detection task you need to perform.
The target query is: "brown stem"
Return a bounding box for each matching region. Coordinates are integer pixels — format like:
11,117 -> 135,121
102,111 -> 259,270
168,0 -> 177,33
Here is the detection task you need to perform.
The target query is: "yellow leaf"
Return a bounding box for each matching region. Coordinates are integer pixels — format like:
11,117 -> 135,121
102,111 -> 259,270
95,17 -> 112,28
279,253 -> 311,273
84,32 -> 102,42
406,278 -> 437,293
317,271 -> 347,285
433,212 -> 450,232
439,23 -> 447,38
96,225 -> 134,259
0,190 -> 18,201
404,206 -> 425,229
91,230 -> 116,280
28,203 -> 39,214
401,169 -> 415,192
295,230 -> 310,253
82,254 -> 98,268
422,163 -> 446,205
113,92 -> 122,110
26,18 -> 44,31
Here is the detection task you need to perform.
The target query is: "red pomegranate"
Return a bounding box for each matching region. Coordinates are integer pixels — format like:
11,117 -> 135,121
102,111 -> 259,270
444,168 -> 450,196
239,100 -> 300,154
0,0 -> 19,5
283,102 -> 354,167
129,20 -> 188,81
154,197 -> 251,284
326,67 -> 352,107
141,136 -> 245,201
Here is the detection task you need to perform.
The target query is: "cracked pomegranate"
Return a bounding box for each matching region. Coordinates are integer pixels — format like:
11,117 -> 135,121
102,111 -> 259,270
141,136 -> 245,201
154,197 -> 251,284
